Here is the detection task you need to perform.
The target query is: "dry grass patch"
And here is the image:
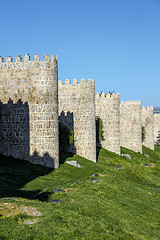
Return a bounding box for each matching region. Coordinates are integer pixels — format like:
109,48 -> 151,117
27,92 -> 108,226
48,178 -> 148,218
99,174 -> 107,177
98,179 -> 104,182
149,163 -> 156,167
64,188 -> 78,192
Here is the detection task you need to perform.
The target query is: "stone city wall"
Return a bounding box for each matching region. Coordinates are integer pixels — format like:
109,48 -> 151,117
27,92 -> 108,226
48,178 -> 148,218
58,79 -> 96,162
0,54 -> 59,168
120,100 -> 142,153
142,106 -> 154,150
95,92 -> 120,155
0,53 -> 157,168
154,113 -> 160,143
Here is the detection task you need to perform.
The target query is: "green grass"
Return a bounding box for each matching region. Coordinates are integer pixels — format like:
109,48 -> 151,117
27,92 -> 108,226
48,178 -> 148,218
0,146 -> 160,240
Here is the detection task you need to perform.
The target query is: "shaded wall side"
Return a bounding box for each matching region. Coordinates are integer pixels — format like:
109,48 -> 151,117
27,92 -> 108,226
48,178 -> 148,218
0,100 -> 29,160
120,101 -> 142,153
142,107 -> 154,150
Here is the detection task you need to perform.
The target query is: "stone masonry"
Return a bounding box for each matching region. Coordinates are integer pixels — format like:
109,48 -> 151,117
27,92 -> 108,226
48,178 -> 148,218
120,100 -> 142,153
95,92 -> 120,155
154,113 -> 160,143
0,53 -> 156,168
58,79 -> 96,162
142,106 -> 154,150
0,54 -> 59,168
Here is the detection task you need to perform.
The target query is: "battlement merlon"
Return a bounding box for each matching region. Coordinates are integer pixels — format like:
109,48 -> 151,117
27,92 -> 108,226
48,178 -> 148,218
154,113 -> 160,117
120,100 -> 141,106
0,54 -> 58,69
58,79 -> 95,88
59,111 -> 74,117
95,92 -> 119,100
142,106 -> 154,111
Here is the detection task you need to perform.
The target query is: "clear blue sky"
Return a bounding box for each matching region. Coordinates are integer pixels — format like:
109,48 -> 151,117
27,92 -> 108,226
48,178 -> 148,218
0,0 -> 160,106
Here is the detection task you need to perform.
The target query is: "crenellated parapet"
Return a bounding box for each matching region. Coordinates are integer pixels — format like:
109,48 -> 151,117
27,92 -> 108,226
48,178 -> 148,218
58,78 -> 95,88
95,92 -> 120,155
141,106 -> 154,150
120,100 -> 141,106
0,54 -> 58,104
142,106 -> 154,111
95,92 -> 119,100
120,100 -> 142,153
0,53 -> 59,168
0,54 -> 57,69
58,78 -> 96,162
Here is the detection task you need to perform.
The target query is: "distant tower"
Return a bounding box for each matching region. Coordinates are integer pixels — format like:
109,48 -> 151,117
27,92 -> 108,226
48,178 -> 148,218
142,106 -> 154,150
120,100 -> 142,153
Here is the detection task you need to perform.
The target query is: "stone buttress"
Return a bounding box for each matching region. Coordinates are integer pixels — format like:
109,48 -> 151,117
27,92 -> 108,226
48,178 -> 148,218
0,54 -> 59,168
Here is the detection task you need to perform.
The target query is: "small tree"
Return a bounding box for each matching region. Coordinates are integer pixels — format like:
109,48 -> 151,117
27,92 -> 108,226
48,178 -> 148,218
142,125 -> 146,143
155,130 -> 160,146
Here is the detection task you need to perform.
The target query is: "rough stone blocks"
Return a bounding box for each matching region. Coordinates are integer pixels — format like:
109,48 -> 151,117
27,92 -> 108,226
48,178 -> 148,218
120,100 -> 142,153
58,79 -> 96,162
0,54 -> 59,168
95,92 -> 120,155
154,113 -> 160,143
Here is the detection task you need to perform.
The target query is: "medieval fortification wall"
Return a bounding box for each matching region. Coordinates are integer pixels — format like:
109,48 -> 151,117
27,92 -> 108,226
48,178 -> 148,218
120,100 -> 142,153
154,113 -> 160,143
95,92 -> 120,155
142,106 -> 154,150
58,79 -> 96,162
0,54 -> 59,168
0,53 -> 157,168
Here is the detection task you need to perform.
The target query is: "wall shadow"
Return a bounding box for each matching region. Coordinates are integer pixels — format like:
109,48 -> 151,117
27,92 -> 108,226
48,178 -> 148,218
96,117 -> 103,161
0,99 -> 57,201
0,154 -> 53,201
0,99 -> 30,160
59,111 -> 76,154
96,147 -> 101,161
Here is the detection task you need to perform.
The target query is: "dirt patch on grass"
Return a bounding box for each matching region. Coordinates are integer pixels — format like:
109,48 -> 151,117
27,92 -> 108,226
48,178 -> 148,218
23,219 -> 38,225
64,188 -> 78,192
0,203 -> 41,217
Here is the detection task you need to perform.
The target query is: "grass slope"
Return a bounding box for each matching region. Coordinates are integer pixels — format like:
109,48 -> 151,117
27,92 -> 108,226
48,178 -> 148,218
0,146 -> 160,240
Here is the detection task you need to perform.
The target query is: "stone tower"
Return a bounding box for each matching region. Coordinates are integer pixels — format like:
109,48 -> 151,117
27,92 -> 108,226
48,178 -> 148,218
58,79 -> 96,162
0,54 -> 59,168
154,113 -> 160,143
142,106 -> 154,150
95,92 -> 120,155
120,100 -> 142,153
